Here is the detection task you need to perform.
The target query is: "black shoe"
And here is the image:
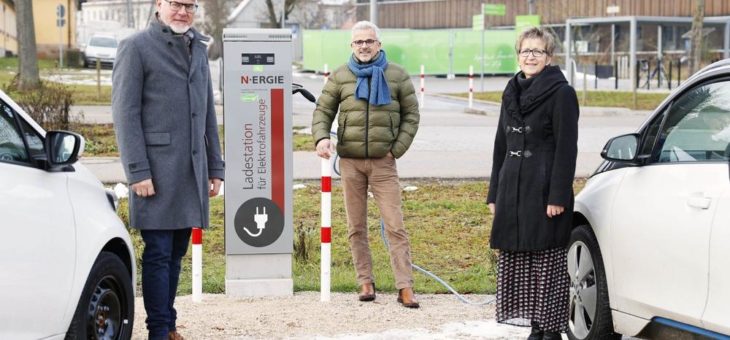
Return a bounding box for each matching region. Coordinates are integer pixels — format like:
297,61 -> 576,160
542,331 -> 562,340
527,321 -> 543,340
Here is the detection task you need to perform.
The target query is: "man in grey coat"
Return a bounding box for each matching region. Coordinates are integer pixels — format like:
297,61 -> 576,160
112,0 -> 223,339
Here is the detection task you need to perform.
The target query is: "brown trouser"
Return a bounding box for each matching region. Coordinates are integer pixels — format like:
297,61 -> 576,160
339,156 -> 414,289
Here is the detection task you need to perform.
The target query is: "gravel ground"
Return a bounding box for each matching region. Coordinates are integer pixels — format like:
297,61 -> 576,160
131,292 -> 532,339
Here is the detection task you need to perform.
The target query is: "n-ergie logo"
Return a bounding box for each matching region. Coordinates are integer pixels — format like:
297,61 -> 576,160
241,75 -> 284,85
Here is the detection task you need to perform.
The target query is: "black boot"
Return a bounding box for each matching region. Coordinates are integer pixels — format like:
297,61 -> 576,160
542,331 -> 562,340
527,321 -> 543,340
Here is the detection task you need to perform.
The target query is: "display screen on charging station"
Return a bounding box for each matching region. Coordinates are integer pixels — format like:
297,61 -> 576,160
223,30 -> 293,255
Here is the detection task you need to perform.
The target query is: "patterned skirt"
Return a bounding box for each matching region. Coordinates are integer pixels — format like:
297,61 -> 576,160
496,248 -> 570,332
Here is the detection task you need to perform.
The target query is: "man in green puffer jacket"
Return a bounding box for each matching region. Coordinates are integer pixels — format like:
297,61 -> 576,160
311,20 -> 421,308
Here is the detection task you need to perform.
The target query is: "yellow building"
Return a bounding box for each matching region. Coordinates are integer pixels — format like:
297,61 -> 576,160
33,0 -> 77,58
0,0 -> 17,56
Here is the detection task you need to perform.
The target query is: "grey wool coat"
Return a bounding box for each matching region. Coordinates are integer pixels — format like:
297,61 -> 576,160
112,20 -> 224,230
487,66 -> 579,251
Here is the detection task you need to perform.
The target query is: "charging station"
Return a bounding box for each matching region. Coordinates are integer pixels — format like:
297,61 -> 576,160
222,28 -> 293,297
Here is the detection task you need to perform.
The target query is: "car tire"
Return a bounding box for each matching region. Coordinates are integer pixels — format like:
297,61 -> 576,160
65,251 -> 134,340
567,225 -> 621,340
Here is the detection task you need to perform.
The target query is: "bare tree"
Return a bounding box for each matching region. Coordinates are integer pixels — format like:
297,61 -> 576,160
689,0 -> 705,74
263,0 -> 300,28
290,0 -> 354,29
289,0 -> 325,29
201,0 -> 237,59
16,0 -> 40,90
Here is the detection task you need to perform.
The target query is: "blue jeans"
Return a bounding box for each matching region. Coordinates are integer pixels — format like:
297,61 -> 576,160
140,228 -> 192,340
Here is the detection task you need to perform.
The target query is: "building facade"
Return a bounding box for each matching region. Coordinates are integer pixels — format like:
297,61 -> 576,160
0,0 -> 17,56
356,0 -> 730,29
33,0 -> 78,58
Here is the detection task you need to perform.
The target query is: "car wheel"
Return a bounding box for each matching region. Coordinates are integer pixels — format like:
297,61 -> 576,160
65,251 -> 134,340
567,225 -> 621,340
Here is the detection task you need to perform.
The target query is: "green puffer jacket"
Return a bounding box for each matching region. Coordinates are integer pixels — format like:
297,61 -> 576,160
311,62 -> 420,159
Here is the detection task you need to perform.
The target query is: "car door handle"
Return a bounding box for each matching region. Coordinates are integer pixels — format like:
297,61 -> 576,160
687,197 -> 712,209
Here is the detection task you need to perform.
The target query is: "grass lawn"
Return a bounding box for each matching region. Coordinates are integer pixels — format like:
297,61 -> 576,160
0,57 -> 112,105
452,90 -> 670,111
118,178 -> 587,295
67,84 -> 112,105
74,123 -> 314,157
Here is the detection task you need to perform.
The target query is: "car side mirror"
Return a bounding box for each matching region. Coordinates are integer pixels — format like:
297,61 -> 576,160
44,130 -> 84,171
601,133 -> 640,163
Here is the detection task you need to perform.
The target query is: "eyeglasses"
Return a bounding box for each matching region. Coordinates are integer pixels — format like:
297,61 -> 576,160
519,49 -> 547,57
351,39 -> 378,47
164,0 -> 198,13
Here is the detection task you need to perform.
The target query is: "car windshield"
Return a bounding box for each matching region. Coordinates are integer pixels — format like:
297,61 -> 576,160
89,37 -> 117,48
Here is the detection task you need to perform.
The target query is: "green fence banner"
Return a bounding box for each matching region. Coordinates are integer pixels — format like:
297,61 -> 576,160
515,15 -> 541,34
303,29 -> 518,75
483,3 -> 506,16
472,14 -> 484,31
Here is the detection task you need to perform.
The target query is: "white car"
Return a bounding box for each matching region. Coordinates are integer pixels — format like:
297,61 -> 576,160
0,90 -> 135,339
83,35 -> 118,68
568,59 -> 730,339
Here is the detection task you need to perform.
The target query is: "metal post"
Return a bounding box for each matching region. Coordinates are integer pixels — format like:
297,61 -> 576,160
646,60 -> 651,90
634,60 -> 639,109
657,25 -> 663,60
610,24 -> 615,66
678,60 -> 681,87
369,0 -> 377,25
566,21 -> 573,86
614,60 -> 618,90
630,18 -> 637,92
192,228 -> 202,302
594,61 -> 598,89
448,31 -> 455,79
468,65 -> 474,108
126,0 -> 134,28
419,64 -> 425,108
582,65 -> 587,105
96,58 -> 101,99
58,25 -> 63,68
320,158 -> 332,302
480,28 -> 485,92
668,60 -> 673,90
725,21 -> 730,59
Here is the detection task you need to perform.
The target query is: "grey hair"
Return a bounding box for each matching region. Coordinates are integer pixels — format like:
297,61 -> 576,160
351,21 -> 381,41
515,27 -> 556,56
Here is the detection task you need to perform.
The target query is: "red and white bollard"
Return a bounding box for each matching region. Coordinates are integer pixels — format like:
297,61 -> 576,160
419,64 -> 425,108
323,64 -> 329,85
192,227 -> 202,302
320,158 -> 332,302
468,65 -> 474,109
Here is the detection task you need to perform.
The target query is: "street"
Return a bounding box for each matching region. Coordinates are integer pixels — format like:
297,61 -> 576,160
78,72 -> 652,182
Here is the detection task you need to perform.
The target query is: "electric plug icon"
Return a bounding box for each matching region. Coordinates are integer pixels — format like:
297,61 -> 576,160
244,206 -> 268,237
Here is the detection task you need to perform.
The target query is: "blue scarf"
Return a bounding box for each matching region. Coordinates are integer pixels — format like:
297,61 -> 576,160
347,50 -> 391,106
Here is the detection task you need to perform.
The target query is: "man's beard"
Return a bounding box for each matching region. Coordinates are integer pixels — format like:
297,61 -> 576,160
169,23 -> 191,34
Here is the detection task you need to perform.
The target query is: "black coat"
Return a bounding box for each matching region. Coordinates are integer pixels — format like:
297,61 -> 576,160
487,65 -> 579,251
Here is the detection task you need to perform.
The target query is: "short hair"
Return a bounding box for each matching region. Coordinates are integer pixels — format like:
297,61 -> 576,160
515,27 -> 556,56
351,21 -> 381,41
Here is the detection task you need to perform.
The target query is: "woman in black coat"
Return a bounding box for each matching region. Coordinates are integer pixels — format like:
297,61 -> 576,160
487,27 -> 579,340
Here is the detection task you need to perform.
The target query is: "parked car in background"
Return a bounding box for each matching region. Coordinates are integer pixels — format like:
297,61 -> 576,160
568,59 -> 730,340
0,89 -> 135,339
83,34 -> 118,68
